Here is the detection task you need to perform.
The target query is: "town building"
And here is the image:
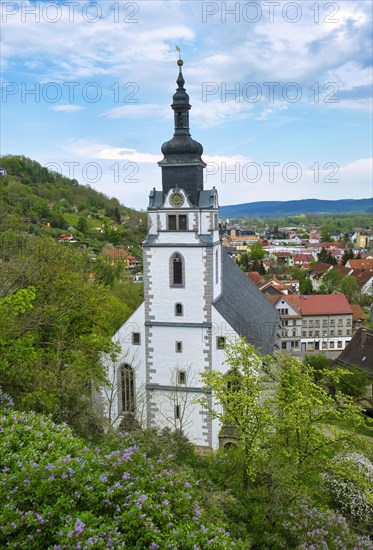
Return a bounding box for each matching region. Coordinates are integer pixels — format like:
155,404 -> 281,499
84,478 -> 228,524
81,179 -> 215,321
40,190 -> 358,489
266,293 -> 353,356
99,60 -> 279,450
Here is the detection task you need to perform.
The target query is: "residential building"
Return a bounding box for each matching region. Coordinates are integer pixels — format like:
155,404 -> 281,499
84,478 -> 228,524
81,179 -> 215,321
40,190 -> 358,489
299,294 -> 353,354
266,293 -> 353,355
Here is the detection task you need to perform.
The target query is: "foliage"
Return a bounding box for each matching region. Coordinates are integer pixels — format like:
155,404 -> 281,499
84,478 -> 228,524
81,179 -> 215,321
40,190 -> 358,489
0,233 -> 132,435
329,366 -> 371,399
317,247 -> 337,265
249,242 -> 265,261
319,269 -> 343,293
0,405 -> 242,549
0,155 -> 146,251
199,339 -> 373,547
299,276 -> 313,294
322,452 -> 373,531
198,339 -> 275,486
319,270 -> 362,303
281,501 -> 373,549
342,248 -> 355,266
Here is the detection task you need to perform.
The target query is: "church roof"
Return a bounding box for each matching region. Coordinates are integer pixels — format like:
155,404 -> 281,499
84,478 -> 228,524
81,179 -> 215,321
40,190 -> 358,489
148,188 -> 217,209
213,252 -> 279,355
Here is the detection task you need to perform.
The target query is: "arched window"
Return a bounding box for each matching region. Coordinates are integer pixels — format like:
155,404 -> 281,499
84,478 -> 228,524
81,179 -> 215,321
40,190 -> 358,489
175,303 -> 183,316
170,252 -> 184,287
119,364 -> 135,414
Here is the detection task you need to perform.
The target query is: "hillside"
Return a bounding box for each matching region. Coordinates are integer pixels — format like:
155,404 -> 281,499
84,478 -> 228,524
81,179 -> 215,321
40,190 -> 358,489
219,198 -> 373,218
0,155 -> 147,254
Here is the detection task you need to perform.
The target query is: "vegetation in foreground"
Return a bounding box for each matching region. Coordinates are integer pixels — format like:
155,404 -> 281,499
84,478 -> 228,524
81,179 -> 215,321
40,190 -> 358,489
1,339 -> 372,549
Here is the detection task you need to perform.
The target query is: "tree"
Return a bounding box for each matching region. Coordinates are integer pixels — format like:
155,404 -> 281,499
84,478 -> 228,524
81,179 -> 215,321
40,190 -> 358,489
341,248 -> 355,266
77,215 -> 88,233
200,339 -> 370,488
249,241 -> 265,261
238,252 -> 250,271
299,276 -> 313,295
339,275 -> 360,304
0,402 -> 238,549
321,229 -> 333,242
319,269 -> 343,294
0,233 -> 131,435
329,365 -> 371,399
317,247 -> 336,265
199,338 -> 275,486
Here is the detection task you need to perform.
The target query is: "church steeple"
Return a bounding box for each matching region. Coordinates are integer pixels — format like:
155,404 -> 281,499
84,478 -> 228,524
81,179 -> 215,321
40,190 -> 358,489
158,59 -> 206,206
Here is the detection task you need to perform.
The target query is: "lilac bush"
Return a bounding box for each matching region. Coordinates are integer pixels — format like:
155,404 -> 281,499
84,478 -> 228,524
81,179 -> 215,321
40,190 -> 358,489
282,502 -> 373,549
322,452 -> 373,530
0,406 -> 242,549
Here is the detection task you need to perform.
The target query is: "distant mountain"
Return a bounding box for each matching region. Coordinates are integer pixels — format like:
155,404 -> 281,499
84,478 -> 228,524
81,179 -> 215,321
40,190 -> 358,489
219,198 -> 373,218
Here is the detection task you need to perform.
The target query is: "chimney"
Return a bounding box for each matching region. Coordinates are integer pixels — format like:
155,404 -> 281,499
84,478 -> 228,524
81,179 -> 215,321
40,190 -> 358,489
361,329 -> 367,346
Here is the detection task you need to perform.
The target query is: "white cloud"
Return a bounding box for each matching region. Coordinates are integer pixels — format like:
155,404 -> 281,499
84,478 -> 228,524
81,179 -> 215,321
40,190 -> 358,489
51,105 -> 84,112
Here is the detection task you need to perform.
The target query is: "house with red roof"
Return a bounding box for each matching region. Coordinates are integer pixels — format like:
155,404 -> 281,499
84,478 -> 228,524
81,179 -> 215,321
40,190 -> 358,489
266,294 -> 302,354
266,292 -> 354,356
293,253 -> 314,266
299,294 -> 353,354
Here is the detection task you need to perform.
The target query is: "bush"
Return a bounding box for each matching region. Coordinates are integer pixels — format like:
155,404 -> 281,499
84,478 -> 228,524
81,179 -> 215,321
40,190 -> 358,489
0,405 -> 242,549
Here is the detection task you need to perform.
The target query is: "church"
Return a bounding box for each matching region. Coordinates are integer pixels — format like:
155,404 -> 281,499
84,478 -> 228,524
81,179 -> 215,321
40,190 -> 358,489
101,59 -> 279,450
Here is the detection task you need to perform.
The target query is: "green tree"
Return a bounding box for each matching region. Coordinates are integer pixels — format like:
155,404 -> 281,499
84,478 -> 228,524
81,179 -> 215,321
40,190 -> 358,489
317,247 -> 336,265
249,241 -> 265,261
319,269 -> 343,294
339,275 -> 360,304
0,233 -> 131,435
238,252 -> 250,271
299,276 -> 313,294
200,339 -> 370,487
77,215 -> 88,233
321,229 -> 333,242
199,338 -> 275,487
341,248 -> 355,266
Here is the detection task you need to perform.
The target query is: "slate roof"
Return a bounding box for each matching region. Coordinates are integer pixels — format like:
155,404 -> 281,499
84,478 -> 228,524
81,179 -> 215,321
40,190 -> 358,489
336,328 -> 373,376
148,189 -> 217,209
198,189 -> 217,209
213,251 -> 279,355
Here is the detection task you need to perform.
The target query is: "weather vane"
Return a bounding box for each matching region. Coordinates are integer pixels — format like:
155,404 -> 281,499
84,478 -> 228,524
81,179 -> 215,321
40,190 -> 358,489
175,44 -> 183,67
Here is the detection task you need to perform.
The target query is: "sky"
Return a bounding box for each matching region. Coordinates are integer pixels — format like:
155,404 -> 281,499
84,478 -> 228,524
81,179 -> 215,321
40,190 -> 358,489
1,0 -> 372,210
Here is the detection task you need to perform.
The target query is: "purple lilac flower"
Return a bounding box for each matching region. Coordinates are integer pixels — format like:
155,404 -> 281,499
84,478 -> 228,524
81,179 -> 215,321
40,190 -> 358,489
35,513 -> 45,524
74,519 -> 85,535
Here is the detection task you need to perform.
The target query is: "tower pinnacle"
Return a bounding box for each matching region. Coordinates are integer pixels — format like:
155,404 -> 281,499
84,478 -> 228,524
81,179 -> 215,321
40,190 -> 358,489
158,59 -> 206,205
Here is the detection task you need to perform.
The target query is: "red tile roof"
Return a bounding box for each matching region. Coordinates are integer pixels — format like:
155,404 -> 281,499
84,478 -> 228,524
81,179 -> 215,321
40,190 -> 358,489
245,272 -> 265,286
299,294 -> 353,316
348,259 -> 373,270
309,262 -> 332,275
351,304 -> 364,322
294,254 -> 314,262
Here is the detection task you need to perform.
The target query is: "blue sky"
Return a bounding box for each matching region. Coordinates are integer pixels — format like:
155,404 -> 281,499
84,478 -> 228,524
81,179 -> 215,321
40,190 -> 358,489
1,0 -> 372,209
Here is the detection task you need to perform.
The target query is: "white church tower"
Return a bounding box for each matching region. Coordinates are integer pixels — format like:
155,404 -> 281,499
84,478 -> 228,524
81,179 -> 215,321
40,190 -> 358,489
102,59 -> 279,450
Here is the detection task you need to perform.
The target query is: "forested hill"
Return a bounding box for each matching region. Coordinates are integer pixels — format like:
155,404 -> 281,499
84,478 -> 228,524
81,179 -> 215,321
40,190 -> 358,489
0,155 -> 146,251
219,198 -> 373,218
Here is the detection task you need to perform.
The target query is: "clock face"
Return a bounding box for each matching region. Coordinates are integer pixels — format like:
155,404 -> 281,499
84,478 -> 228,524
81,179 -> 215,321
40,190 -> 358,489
170,192 -> 184,207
